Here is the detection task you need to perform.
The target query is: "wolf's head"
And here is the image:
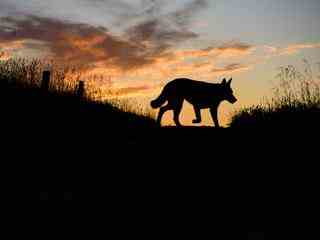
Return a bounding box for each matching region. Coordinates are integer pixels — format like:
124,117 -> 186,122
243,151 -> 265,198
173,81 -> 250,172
221,78 -> 237,104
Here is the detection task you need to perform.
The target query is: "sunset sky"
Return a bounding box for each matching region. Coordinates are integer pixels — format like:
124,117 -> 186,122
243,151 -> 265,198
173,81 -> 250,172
1,0 -> 320,126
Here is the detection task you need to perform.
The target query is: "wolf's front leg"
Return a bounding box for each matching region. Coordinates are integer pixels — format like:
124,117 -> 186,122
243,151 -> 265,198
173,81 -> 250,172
173,109 -> 183,127
210,107 -> 220,128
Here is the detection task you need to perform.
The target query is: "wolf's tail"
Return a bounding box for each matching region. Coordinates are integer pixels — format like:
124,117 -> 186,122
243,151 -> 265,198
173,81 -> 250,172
151,87 -> 168,109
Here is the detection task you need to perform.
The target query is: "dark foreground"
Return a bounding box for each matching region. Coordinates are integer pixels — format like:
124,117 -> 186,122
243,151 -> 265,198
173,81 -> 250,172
3,123 -> 319,239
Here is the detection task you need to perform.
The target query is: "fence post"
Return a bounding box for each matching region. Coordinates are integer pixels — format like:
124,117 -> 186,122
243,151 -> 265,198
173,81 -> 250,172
77,81 -> 85,98
41,71 -> 50,91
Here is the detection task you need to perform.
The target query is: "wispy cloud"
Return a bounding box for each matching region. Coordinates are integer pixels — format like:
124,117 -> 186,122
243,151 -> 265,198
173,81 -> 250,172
110,85 -> 154,97
211,63 -> 252,74
175,41 -> 253,58
263,43 -> 320,56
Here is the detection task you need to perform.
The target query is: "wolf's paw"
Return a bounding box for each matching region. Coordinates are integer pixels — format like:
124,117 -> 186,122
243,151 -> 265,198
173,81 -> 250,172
192,119 -> 202,124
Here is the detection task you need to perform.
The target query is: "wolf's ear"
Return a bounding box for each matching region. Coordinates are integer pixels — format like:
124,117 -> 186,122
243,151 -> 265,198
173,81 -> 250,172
227,78 -> 233,86
222,78 -> 227,85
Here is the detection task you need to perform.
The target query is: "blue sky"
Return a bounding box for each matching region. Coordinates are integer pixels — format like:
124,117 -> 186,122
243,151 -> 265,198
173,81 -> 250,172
0,0 -> 320,125
202,0 -> 320,44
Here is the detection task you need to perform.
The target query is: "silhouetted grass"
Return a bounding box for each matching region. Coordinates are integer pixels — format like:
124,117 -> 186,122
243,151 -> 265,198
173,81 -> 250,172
0,58 -> 156,132
230,60 -> 320,128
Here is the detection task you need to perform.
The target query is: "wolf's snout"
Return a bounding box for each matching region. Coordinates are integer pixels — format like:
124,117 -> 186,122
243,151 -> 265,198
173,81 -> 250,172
230,96 -> 238,104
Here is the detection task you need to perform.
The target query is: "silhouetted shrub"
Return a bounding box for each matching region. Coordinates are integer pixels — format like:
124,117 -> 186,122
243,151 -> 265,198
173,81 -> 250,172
230,60 -> 320,128
0,58 -> 156,130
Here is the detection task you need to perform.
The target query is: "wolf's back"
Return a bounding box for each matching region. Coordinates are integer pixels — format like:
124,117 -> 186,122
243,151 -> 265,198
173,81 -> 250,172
151,79 -> 193,108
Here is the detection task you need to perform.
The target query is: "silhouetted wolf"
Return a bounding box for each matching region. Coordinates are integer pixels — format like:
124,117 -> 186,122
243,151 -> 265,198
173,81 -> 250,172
151,78 -> 237,127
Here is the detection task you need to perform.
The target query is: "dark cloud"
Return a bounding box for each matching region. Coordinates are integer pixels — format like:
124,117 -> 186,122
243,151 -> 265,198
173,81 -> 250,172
126,19 -> 198,47
169,0 -> 209,27
212,63 -> 249,73
217,42 -> 253,51
133,1 -> 209,38
122,0 -> 209,64
0,15 -> 166,70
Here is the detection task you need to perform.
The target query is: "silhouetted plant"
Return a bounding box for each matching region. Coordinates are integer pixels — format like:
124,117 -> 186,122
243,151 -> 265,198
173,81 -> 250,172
230,60 -> 320,128
0,57 -> 156,128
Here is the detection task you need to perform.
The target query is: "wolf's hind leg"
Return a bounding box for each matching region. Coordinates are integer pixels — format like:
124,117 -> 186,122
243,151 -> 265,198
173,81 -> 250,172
173,101 -> 183,127
192,105 -> 202,124
157,105 -> 171,126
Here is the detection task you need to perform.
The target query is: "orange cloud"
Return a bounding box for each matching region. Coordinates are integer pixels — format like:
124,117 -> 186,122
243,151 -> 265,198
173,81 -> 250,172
263,43 -> 320,56
108,85 -> 154,97
175,42 -> 253,59
282,43 -> 320,55
211,63 -> 252,74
